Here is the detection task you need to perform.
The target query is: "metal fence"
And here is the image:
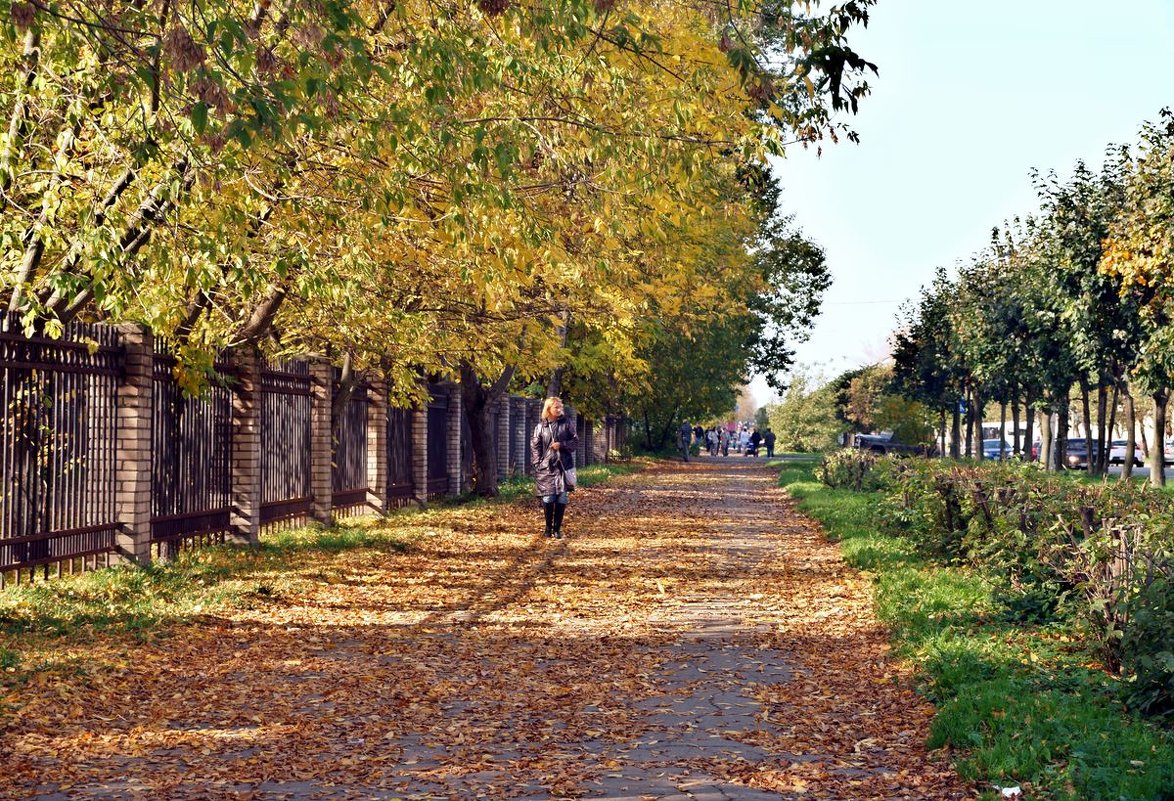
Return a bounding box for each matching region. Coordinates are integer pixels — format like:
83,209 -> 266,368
0,321 -> 122,585
0,320 -> 622,586
150,356 -> 233,557
332,382 -> 368,512
508,398 -> 523,474
260,361 -> 313,525
387,408 -> 415,507
426,390 -> 449,498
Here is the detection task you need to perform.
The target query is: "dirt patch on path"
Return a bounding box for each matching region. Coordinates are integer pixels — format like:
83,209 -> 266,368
2,460 -> 973,800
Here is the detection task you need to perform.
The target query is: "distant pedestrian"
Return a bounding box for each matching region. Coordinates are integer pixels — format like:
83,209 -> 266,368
749,428 -> 762,457
720,428 -> 731,456
764,428 -> 776,458
531,396 -> 579,540
679,421 -> 692,462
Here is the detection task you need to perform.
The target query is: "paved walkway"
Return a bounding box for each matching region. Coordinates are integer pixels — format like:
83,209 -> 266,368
3,460 -> 972,800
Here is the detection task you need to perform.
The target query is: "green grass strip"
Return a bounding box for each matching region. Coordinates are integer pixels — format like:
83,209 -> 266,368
780,461 -> 1174,801
0,461 -> 641,644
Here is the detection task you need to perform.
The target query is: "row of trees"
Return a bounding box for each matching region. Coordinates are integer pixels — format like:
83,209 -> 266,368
763,362 -> 932,455
0,0 -> 876,492
888,111 -> 1174,485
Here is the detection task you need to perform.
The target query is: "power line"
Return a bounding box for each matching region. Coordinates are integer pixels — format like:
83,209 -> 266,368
822,299 -> 905,306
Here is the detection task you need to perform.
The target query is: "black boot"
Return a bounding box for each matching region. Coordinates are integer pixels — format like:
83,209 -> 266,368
543,501 -> 555,537
553,502 -> 567,539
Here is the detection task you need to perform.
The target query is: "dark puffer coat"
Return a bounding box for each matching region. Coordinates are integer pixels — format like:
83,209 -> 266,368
530,416 -> 579,497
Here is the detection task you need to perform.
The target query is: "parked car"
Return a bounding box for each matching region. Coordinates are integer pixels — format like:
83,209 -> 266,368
854,432 -> 935,456
1109,440 -> 1144,467
981,438 -> 1011,460
1062,438 -> 1103,470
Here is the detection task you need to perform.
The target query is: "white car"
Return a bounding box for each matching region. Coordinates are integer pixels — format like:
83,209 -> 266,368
1109,439 -> 1174,466
1109,440 -> 1144,467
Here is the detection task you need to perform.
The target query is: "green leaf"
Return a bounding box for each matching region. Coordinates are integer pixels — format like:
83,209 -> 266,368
192,101 -> 208,135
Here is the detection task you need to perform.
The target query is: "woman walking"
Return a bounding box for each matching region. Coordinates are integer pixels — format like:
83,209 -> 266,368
530,396 -> 579,539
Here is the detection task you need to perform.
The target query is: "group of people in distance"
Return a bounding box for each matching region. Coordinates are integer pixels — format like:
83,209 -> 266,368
678,422 -> 776,460
535,400 -> 783,540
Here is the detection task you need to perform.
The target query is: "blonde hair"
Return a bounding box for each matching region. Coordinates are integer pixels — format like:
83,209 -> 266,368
541,396 -> 564,421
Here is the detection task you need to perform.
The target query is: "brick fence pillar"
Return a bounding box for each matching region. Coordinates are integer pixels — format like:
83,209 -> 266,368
527,399 -> 540,474
366,379 -> 388,513
411,389 -> 429,505
228,347 -> 262,546
564,402 -> 575,439
565,403 -> 587,467
510,397 -> 522,475
585,419 -> 596,465
579,415 -> 591,465
496,395 -> 510,483
309,358 -> 334,525
114,324 -> 154,565
446,382 -> 462,498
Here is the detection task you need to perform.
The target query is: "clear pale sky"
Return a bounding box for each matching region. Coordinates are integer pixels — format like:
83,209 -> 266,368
752,0 -> 1174,404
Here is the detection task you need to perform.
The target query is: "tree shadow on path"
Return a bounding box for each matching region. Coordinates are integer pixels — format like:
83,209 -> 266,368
1,460 -> 974,801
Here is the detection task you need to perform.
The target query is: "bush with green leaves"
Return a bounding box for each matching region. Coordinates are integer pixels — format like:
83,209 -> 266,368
815,448 -> 893,491
871,459 -> 1174,719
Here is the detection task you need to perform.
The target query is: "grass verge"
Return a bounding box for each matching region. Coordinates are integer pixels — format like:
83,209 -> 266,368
0,523 -> 414,640
0,461 -> 642,683
779,460 -> 1174,801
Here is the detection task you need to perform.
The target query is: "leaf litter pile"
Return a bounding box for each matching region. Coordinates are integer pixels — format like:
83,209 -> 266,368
1,461 -> 974,800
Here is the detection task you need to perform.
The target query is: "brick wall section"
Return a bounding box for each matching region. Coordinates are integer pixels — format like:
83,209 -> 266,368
527,400 -> 541,474
496,395 -> 510,483
446,382 -> 462,498
113,324 -> 153,565
309,358 -> 334,525
366,379 -> 388,512
411,401 -> 428,505
564,402 -> 576,457
585,419 -> 598,464
565,404 -> 587,467
228,347 -> 262,546
511,397 -> 524,475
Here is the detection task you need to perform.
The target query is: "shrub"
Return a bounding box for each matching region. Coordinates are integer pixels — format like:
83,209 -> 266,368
816,449 -> 889,491
1122,574 -> 1174,719
872,459 -> 1174,719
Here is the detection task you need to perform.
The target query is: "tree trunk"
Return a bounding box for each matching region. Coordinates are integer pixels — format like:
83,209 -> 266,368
1150,388 -> 1169,488
1040,410 -> 1053,471
1024,393 -> 1036,463
1103,380 -> 1119,476
331,354 -> 358,440
998,401 -> 1007,460
1122,388 -> 1136,482
1055,403 -> 1071,471
964,386 -> 975,458
939,408 -> 947,456
950,405 -> 960,459
546,312 -> 570,397
1139,407 -> 1150,463
1080,377 -> 1097,476
546,370 -> 562,399
1011,394 -> 1022,457
460,362 -> 516,497
0,28 -> 42,215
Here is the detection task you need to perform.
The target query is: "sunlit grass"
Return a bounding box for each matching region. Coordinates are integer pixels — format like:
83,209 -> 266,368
779,462 -> 1174,800
0,463 -> 640,642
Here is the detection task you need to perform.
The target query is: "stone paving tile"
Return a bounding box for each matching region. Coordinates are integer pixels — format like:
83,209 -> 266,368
5,462 -> 970,801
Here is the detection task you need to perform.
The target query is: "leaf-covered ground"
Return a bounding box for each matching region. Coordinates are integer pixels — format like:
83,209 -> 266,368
1,460 -> 974,800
